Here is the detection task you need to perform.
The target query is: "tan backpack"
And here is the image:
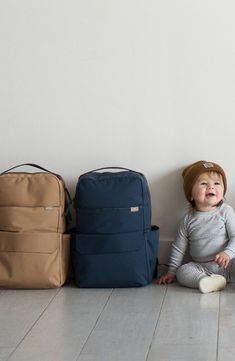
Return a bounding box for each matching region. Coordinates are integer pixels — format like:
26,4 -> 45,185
0,163 -> 71,288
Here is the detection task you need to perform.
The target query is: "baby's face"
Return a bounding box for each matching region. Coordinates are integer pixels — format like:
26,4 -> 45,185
191,172 -> 224,211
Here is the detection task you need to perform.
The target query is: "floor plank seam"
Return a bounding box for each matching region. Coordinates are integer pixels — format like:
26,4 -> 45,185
145,285 -> 168,361
216,292 -> 222,361
75,288 -> 114,361
5,287 -> 62,361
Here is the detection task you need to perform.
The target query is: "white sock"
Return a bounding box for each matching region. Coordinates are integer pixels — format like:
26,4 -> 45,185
199,274 -> 226,294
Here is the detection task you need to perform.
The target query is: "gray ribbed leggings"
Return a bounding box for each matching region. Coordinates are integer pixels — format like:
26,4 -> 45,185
176,259 -> 235,289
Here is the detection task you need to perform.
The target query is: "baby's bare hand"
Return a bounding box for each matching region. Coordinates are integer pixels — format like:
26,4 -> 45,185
214,252 -> 230,269
156,272 -> 176,285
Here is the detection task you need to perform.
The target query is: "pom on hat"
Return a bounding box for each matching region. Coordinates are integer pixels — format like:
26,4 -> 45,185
182,160 -> 227,204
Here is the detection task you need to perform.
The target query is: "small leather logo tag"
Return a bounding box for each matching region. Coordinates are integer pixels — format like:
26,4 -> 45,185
130,207 -> 139,213
45,206 -> 54,211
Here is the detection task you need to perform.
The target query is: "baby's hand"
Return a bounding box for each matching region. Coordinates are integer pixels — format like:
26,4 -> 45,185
156,272 -> 176,285
214,252 -> 230,269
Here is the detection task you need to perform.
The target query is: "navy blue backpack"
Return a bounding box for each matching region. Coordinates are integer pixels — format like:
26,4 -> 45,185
71,167 -> 159,288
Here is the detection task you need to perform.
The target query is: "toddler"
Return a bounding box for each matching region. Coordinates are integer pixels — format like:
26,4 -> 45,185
157,160 -> 235,293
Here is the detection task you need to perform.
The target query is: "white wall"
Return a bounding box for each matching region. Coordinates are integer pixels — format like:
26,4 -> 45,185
1,1 -> 235,258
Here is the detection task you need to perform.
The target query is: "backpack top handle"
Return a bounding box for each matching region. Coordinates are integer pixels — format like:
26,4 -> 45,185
0,163 -> 60,177
80,166 -> 140,177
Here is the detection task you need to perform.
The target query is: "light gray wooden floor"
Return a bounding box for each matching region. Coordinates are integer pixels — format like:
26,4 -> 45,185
1,280 -> 235,361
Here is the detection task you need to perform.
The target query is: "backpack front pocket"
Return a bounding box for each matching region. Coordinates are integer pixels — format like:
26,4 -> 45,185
0,206 -> 61,232
76,206 -> 144,234
71,231 -> 149,288
0,231 -> 67,288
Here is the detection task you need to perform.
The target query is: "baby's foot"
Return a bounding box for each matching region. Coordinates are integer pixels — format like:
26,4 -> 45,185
199,274 -> 226,294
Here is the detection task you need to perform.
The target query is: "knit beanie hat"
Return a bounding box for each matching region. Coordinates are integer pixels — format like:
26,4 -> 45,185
182,160 -> 227,204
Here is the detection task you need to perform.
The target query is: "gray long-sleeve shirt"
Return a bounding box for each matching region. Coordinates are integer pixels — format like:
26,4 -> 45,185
168,202 -> 235,273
